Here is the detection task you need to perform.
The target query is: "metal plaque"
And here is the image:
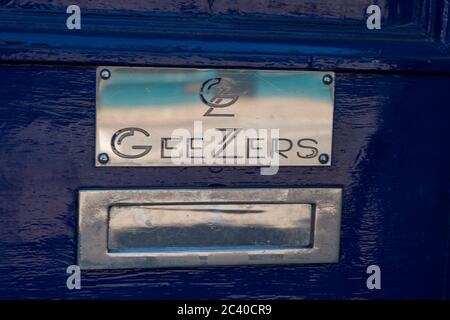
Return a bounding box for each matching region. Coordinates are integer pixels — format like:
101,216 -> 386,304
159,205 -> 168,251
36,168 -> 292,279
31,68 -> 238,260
78,188 -> 342,269
96,67 -> 335,167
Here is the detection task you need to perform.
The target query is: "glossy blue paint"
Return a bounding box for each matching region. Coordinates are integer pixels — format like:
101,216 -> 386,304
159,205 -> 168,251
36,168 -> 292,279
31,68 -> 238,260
0,0 -> 416,24
1,66 -> 449,299
0,0 -> 449,299
0,1 -> 449,73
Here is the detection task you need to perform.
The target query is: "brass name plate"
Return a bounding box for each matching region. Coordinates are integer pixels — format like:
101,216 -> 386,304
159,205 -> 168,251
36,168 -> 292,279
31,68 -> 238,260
96,67 -> 334,168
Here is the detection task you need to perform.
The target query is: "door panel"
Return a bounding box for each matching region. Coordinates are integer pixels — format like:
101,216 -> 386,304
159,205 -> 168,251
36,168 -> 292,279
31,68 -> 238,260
1,65 -> 449,299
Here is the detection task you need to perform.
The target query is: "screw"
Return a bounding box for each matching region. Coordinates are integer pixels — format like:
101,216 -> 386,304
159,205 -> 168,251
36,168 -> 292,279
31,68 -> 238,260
322,74 -> 333,85
100,69 -> 111,80
318,153 -> 329,164
98,153 -> 109,164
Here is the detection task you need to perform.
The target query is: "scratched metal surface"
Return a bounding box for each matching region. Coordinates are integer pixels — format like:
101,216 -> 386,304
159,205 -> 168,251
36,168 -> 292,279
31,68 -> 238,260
0,65 -> 449,299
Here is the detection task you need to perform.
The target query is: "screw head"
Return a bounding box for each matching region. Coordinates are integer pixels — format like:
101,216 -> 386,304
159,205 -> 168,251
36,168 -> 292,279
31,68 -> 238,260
100,69 -> 111,80
322,74 -> 333,85
98,153 -> 109,164
318,153 -> 329,164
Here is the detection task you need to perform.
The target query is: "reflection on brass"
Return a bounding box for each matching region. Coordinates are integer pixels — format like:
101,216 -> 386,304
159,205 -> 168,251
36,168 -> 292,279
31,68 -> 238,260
108,204 -> 312,251
96,67 -> 335,167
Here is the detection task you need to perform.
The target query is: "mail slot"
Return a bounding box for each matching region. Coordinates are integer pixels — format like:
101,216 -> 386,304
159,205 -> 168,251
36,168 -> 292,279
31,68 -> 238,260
108,203 -> 313,252
78,188 -> 342,269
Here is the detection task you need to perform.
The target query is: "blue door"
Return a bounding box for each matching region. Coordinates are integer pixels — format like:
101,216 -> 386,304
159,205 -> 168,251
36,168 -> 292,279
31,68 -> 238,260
0,0 -> 449,299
